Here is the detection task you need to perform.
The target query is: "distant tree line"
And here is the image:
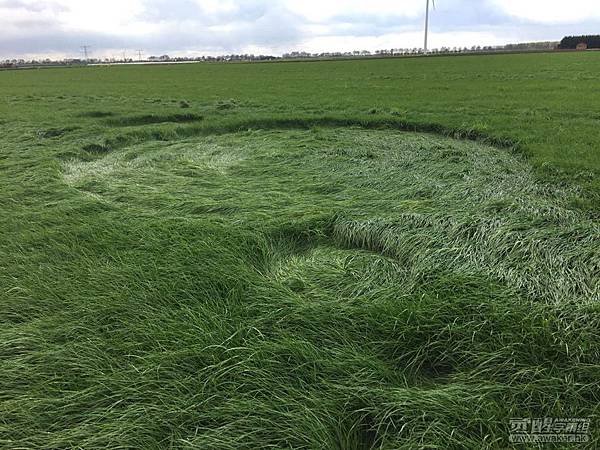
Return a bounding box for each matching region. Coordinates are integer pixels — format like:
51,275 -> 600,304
146,54 -> 278,62
1,40 -> 566,69
282,41 -> 559,60
0,54 -> 278,68
558,35 -> 600,49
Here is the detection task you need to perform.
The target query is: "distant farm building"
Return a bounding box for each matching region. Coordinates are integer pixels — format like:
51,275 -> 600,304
576,42 -> 588,51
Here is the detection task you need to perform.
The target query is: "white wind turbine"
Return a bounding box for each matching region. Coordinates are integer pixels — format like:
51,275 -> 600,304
424,0 -> 436,53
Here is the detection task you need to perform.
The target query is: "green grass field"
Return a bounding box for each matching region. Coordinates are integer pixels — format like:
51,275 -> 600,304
1,52 -> 599,448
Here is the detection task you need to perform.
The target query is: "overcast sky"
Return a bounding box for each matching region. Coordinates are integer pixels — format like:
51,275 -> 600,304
1,0 -> 599,60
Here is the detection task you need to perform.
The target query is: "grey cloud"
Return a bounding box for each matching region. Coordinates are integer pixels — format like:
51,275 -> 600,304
0,2 -> 305,57
285,0 -> 516,39
0,30 -> 129,55
140,0 -> 270,25
0,0 -> 67,13
135,0 -> 305,52
429,0 -> 516,29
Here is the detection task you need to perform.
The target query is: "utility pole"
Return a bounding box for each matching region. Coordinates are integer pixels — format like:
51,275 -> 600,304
136,50 -> 143,62
81,45 -> 91,62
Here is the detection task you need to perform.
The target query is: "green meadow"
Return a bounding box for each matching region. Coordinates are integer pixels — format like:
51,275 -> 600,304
1,52 -> 599,448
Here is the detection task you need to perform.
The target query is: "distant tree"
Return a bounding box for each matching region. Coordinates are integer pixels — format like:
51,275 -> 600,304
559,35 -> 600,49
